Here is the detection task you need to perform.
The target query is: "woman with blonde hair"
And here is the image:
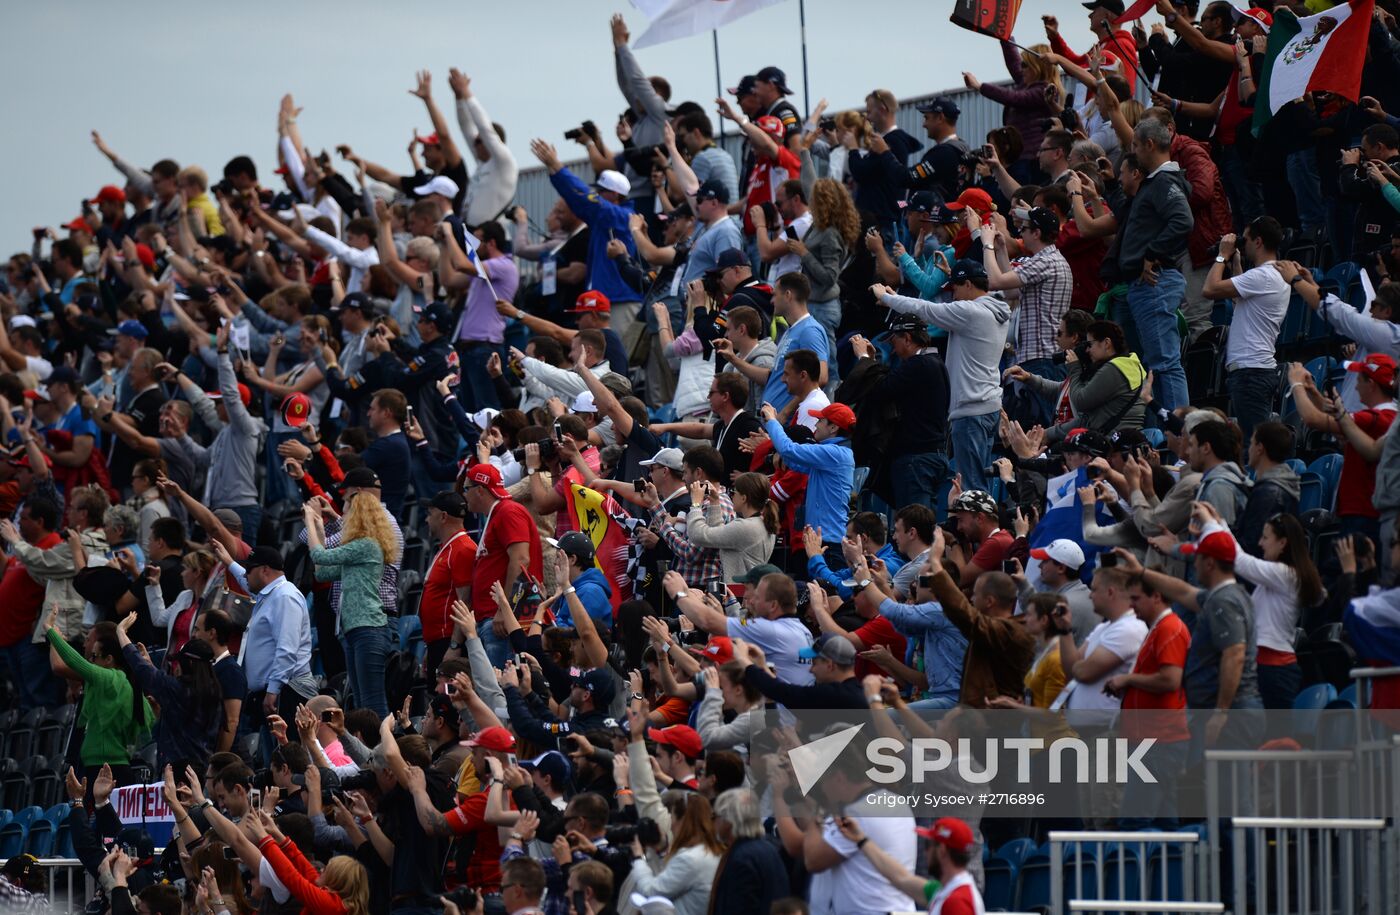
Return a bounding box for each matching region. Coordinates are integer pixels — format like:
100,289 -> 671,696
144,547 -> 220,656
304,490 -> 398,717
682,471 -> 778,579
629,791 -> 724,915
793,178 -> 860,372
964,41 -> 1064,180
830,110 -> 873,185
244,807 -> 369,915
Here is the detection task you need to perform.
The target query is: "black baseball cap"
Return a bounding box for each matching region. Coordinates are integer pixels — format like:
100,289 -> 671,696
243,545 -> 285,572
1062,428 -> 1111,458
929,205 -> 961,225
879,312 -> 928,340
948,258 -> 988,284
333,291 -> 374,314
1083,0 -> 1127,14
755,66 -> 793,95
547,530 -> 596,565
430,490 -> 467,518
46,365 -> 81,389
1024,206 -> 1060,238
916,97 -> 961,119
413,300 -> 454,332
659,201 -> 693,221
906,191 -> 939,214
695,179 -> 730,203
726,75 -> 758,98
707,248 -> 749,275
339,466 -> 382,491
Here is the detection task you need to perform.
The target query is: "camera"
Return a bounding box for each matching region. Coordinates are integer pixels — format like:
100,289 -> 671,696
564,120 -> 599,142
562,735 -> 581,753
819,117 -> 837,131
606,817 -> 661,848
1100,551 -> 1118,568
622,144 -> 666,173
917,574 -> 935,590
633,478 -> 647,494
512,438 -> 557,464
1052,342 -> 1092,365
213,179 -> 236,198
705,580 -> 728,598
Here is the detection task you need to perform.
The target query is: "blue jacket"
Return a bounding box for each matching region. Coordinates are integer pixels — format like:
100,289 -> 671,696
808,542 -> 906,599
552,567 -> 614,631
549,168 -> 640,304
765,419 -> 853,539
361,431 -> 413,517
877,597 -> 969,704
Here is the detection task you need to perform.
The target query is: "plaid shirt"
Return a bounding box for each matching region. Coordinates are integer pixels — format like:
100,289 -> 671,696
1011,244 -> 1073,363
657,490 -> 735,586
0,875 -> 47,912
299,510 -> 403,615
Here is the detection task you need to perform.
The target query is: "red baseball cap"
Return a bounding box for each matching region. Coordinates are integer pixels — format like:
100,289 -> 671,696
417,132 -> 441,146
134,243 -> 156,270
89,185 -> 126,206
463,462 -> 510,499
915,817 -> 977,855
569,291 -> 612,314
463,725 -> 516,752
64,217 -> 93,233
944,188 -> 996,214
647,724 -> 703,759
1240,7 -> 1273,30
1347,353 -> 1396,388
1181,530 -> 1237,563
688,636 -> 734,665
808,403 -> 856,431
756,115 -> 785,139
8,451 -> 54,470
207,383 -> 253,407
281,392 -> 312,428
273,165 -> 290,176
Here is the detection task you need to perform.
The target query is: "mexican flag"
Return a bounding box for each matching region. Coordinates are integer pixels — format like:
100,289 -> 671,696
1253,0 -> 1374,136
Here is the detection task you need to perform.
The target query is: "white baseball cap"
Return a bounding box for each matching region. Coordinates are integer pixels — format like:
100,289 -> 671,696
594,169 -> 631,196
1029,539 -> 1086,570
571,391 -> 597,414
9,315 -> 37,329
413,175 -> 461,199
468,407 -> 500,430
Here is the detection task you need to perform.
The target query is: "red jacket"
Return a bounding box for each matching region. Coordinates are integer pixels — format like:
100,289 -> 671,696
258,836 -> 349,915
1171,134 -> 1232,268
1049,29 -> 1140,92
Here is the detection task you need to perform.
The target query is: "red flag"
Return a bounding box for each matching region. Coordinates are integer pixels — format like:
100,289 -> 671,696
949,0 -> 1024,40
1114,0 -> 1157,24
565,482 -> 631,616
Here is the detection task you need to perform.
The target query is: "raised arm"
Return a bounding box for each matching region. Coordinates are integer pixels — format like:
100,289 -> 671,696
410,71 -> 463,170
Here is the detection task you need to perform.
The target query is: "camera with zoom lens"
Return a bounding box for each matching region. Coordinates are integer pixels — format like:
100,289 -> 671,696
511,438 -> 557,464
1052,342 -> 1092,365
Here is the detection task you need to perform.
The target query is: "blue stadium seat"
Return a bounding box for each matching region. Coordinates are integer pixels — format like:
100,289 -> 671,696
1298,474 -> 1325,513
1340,683 -> 1359,707
1277,295 -> 1310,352
44,804 -> 72,859
1061,842 -> 1101,902
0,810 -> 11,830
0,806 -> 43,859
1307,454 -> 1343,504
24,814 -> 54,857
1294,683 -> 1338,736
1104,842 -> 1148,901
983,852 -> 1019,911
1142,428 -> 1165,448
1285,458 -> 1307,475
1016,849 -> 1054,911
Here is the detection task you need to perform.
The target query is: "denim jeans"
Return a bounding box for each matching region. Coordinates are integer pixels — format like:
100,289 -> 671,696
228,504 -> 263,547
890,452 -> 950,511
950,410 -> 1000,494
0,639 -> 64,711
478,618 -> 512,669
1257,662 -> 1302,711
1286,149 -> 1326,234
1226,367 -> 1279,447
341,624 -> 392,718
1020,357 -> 1066,427
457,342 -> 505,414
1128,270 -> 1189,410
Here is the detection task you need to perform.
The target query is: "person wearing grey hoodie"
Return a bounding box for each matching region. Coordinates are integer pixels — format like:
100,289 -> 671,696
1235,421 -> 1302,559
873,258 -> 1011,494
1188,419 -> 1249,528
611,14 -> 670,209
1117,119 -> 1194,412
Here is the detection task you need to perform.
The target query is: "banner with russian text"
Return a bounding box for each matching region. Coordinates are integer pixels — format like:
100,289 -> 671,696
110,782 -> 177,845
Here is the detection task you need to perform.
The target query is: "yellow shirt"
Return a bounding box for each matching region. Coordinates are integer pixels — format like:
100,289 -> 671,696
1026,641 -> 1075,742
188,192 -> 225,236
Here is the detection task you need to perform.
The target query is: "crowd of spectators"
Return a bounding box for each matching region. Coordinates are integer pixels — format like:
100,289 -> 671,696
4,2 -> 1400,914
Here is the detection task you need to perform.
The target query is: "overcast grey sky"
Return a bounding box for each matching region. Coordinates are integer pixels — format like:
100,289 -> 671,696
1,0 -> 1101,249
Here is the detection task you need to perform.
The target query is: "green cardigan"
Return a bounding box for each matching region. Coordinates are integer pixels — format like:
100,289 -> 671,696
310,538 -> 388,631
48,629 -> 152,766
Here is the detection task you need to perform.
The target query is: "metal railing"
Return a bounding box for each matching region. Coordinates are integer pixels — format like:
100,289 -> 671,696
1069,904 -> 1226,913
1229,817 -> 1387,915
1202,749 -> 1356,901
1050,830 -> 1211,915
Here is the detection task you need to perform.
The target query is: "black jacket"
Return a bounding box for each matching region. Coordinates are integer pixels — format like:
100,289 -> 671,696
710,836 -> 793,915
1117,162 -> 1194,275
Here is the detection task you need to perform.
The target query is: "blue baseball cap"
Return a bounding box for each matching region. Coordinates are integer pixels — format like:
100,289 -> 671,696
109,319 -> 148,339
948,258 -> 988,284
916,97 -> 961,120
413,301 -> 454,332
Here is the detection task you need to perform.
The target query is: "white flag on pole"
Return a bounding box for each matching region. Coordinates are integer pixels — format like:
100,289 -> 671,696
629,0 -> 789,49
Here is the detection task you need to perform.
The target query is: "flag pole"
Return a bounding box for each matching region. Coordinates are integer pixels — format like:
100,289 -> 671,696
799,0 -> 811,118
713,30 -> 725,141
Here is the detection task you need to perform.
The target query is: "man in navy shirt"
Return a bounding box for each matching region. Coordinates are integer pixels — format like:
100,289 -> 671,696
362,388 -> 414,517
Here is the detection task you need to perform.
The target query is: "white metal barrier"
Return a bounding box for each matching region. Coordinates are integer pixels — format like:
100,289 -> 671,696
30,858 -> 95,914
1202,749 -> 1355,901
1069,904 -> 1225,913
1049,830 -> 1211,915
1229,817 -> 1386,915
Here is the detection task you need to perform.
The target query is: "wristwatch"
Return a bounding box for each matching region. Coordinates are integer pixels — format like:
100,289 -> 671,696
565,586 -> 577,595
448,640 -> 464,652
673,590 -> 689,600
855,578 -> 873,592
1289,274 -> 1305,285
1214,255 -> 1227,264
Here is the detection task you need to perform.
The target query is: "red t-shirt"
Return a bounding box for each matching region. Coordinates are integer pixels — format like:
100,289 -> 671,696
470,498 -> 543,620
743,147 -> 802,235
971,530 -> 1015,572
1338,406 -> 1397,519
1121,611 -> 1191,743
1056,220 -> 1107,311
444,789 -> 512,892
0,532 -> 60,646
421,531 -> 477,642
854,615 -> 909,681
